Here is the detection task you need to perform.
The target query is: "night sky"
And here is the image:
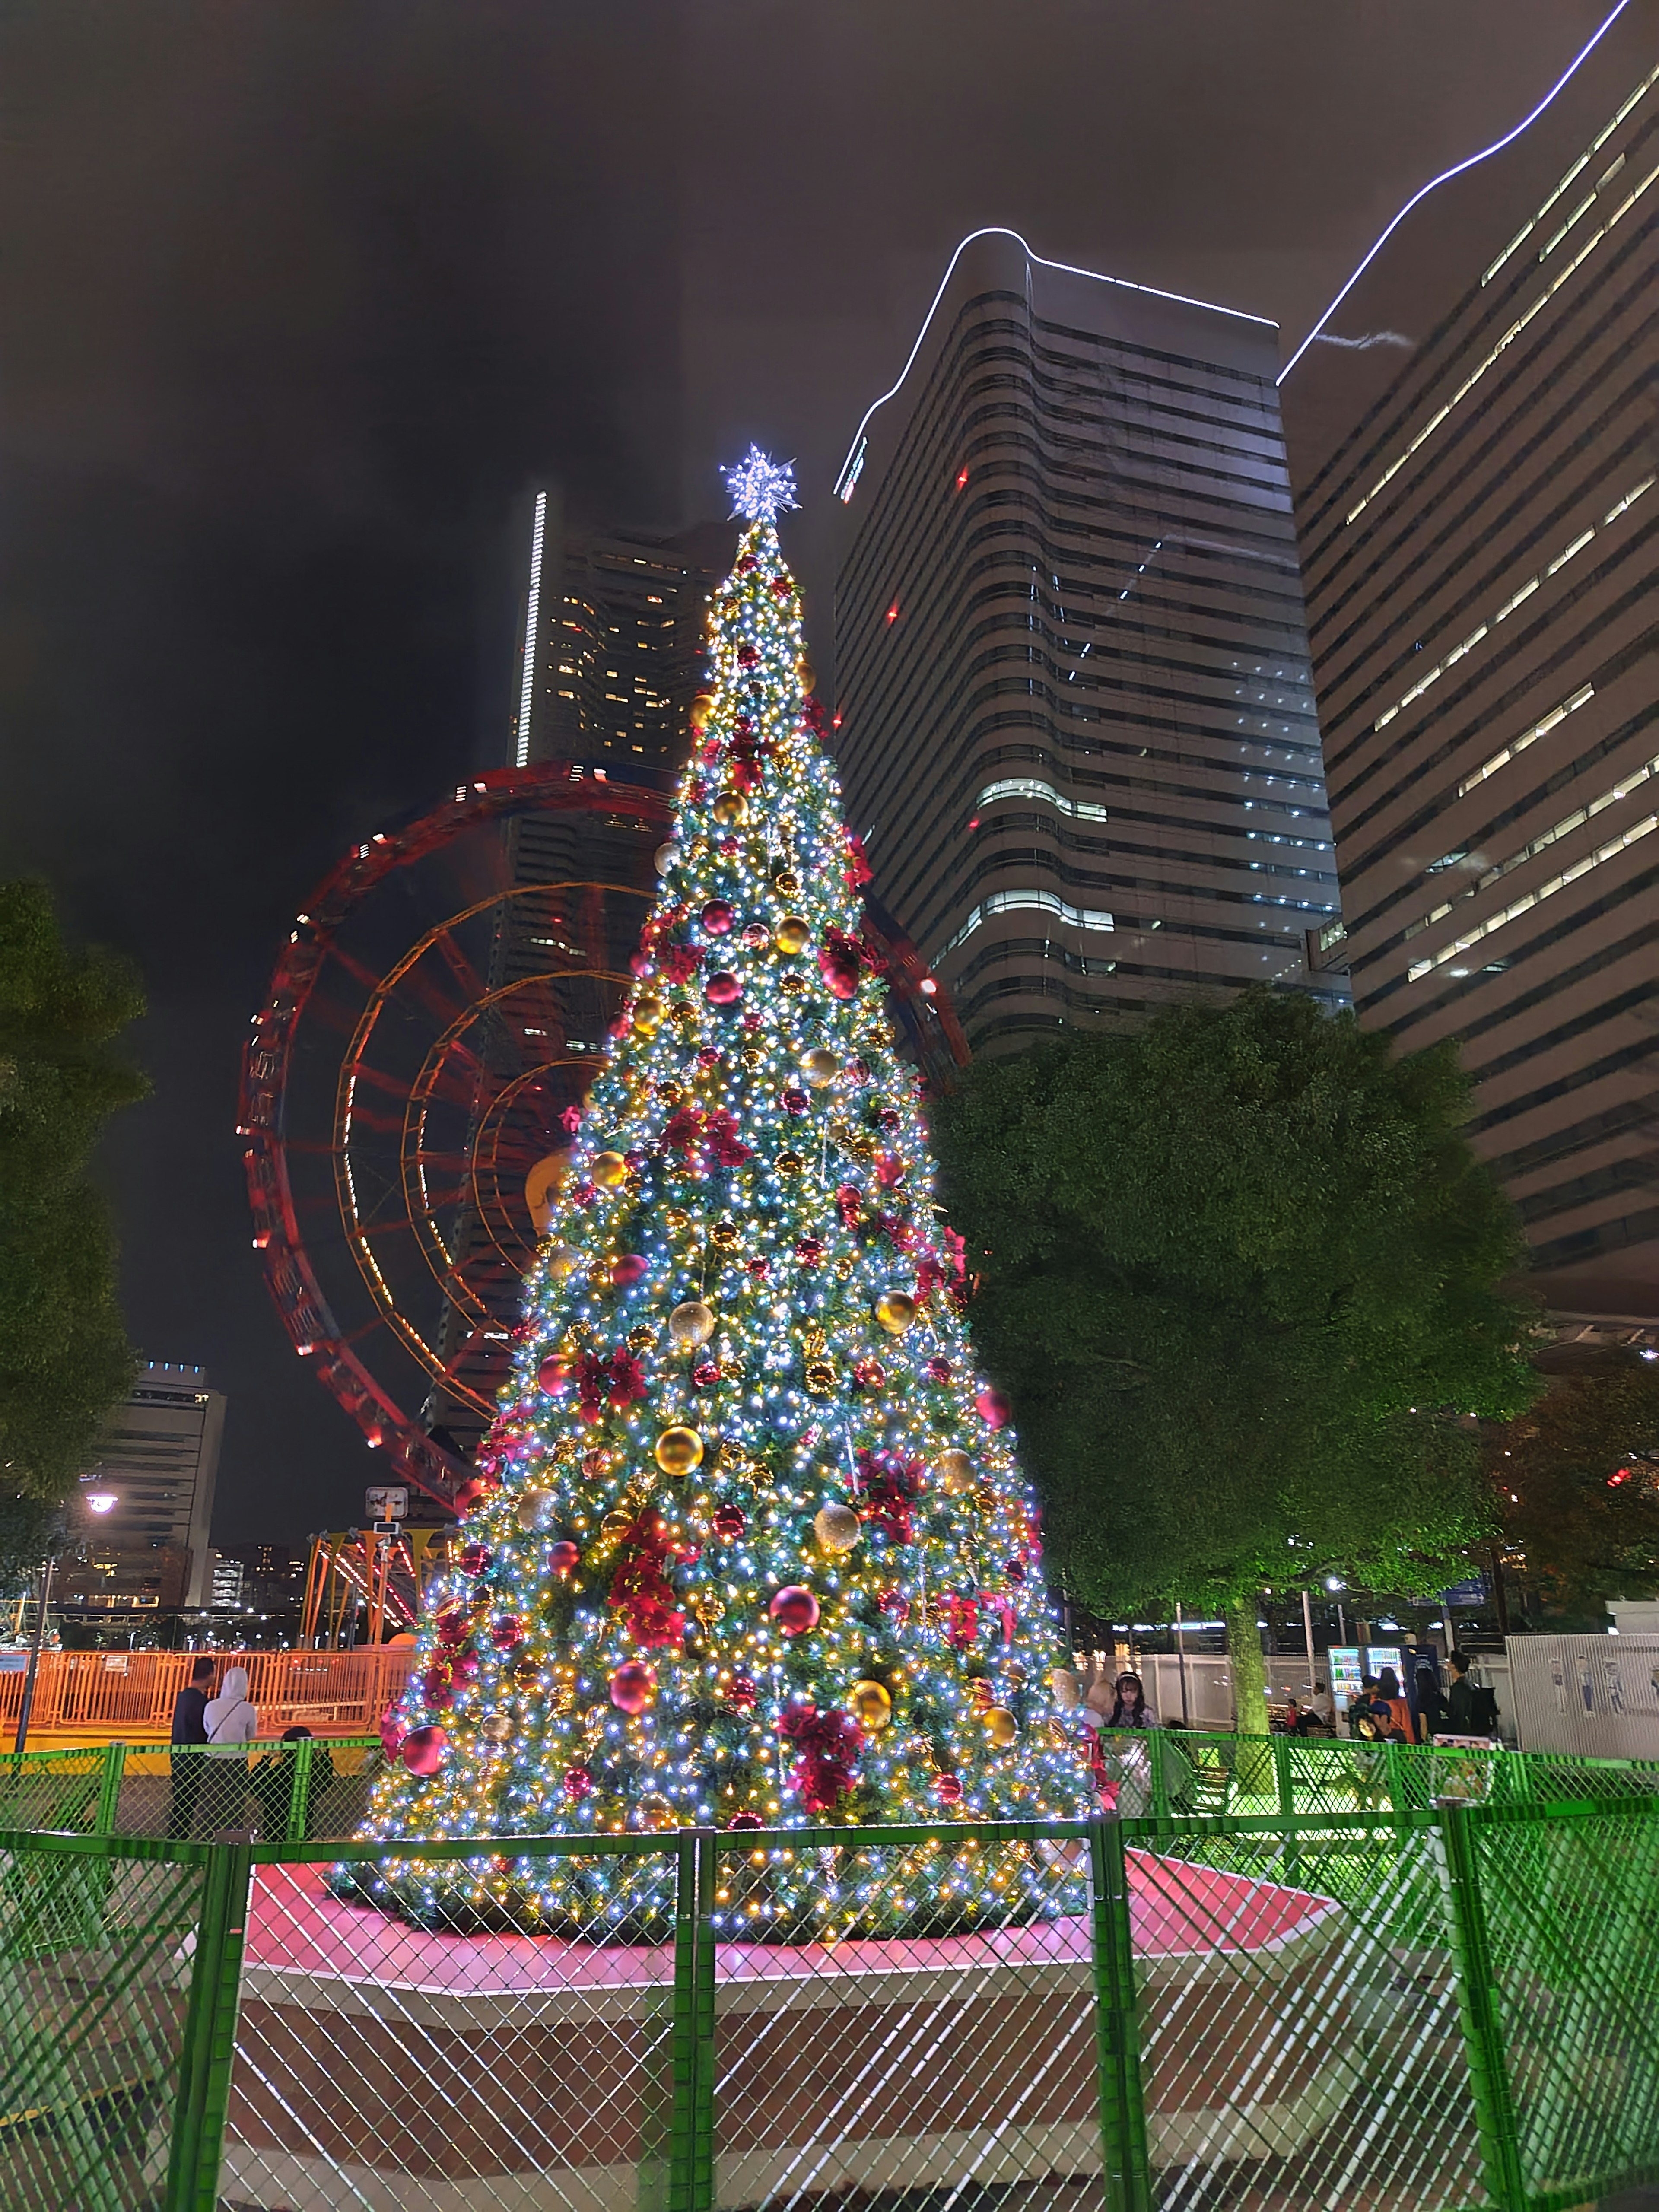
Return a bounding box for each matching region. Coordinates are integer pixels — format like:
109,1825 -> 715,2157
0,2 -> 1632,1544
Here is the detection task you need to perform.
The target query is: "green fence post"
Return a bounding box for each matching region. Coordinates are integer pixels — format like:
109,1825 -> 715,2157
164,1837 -> 253,2212
1271,1737 -> 1305,1887
285,1736 -> 314,1842
1090,1814 -> 1154,2212
94,1741 -> 127,1835
1434,1800 -> 1528,2212
1150,1729 -> 1170,1824
667,1829 -> 716,2212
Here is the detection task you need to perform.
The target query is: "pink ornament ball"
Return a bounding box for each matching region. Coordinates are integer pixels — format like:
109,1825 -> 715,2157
549,1539 -> 581,1575
610,1660 -> 658,1714
701,899 -> 736,935
705,970 -> 742,1007
612,1253 -> 649,1286
976,1386 -> 1012,1430
400,1725 -> 448,1777
537,1355 -> 574,1394
934,1773 -> 963,1805
770,1585 -> 820,1636
490,1615 -> 527,1651
459,1542 -> 493,1577
564,1764 -> 594,1800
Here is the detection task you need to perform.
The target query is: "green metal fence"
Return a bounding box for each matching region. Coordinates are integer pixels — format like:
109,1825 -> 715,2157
1,1783 -> 1655,2212
0,1737 -> 383,1846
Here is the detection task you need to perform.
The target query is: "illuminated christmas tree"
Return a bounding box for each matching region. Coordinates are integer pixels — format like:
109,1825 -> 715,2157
345,450 -> 1093,1937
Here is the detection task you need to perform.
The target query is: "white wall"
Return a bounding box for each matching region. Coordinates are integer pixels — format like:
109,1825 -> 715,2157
1504,1634 -> 1659,1760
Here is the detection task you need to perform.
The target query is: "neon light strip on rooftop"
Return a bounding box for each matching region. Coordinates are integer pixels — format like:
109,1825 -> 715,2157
833,227 -> 1274,499
1278,1 -> 1638,384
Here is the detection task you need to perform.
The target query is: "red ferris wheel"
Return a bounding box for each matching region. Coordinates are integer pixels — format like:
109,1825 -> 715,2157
240,763 -> 967,1516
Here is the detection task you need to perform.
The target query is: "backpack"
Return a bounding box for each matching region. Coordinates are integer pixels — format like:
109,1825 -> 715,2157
1466,1683 -> 1500,1734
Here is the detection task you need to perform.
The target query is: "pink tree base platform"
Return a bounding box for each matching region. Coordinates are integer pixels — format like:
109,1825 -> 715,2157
216,1853 -> 1407,2211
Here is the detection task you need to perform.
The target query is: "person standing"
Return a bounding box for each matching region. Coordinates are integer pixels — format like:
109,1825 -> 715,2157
1446,1651 -> 1501,1738
1414,1660 -> 1449,1742
200,1665 -> 257,1832
168,1656 -> 216,1837
1373,1667 -> 1414,1742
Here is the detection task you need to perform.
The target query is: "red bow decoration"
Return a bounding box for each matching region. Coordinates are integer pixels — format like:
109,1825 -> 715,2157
844,832 -> 874,891
852,1449 -> 925,1542
779,1701 -> 864,1813
663,1106 -> 751,1172
942,1593 -> 980,1649
706,1109 -> 752,1166
577,1348 -> 648,1424
660,942 -> 702,985
608,1514 -> 688,1649
878,1209 -> 917,1252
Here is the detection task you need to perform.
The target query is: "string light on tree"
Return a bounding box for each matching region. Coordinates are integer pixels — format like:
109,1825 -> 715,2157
339,453 -> 1092,1939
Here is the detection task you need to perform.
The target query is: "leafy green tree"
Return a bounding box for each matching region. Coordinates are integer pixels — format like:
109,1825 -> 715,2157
0,880 -> 148,1510
1493,1360 -> 1659,1619
935,992 -> 1540,1733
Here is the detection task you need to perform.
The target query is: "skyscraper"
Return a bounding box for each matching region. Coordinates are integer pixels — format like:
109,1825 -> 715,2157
832,230 -> 1344,1057
61,1362 -> 225,1612
1290,61 -> 1659,1328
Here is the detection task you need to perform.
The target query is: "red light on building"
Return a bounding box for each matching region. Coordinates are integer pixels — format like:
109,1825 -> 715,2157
1609,1466 -> 1634,1487
967,816 -> 979,831
956,467 -> 969,490
885,603 -> 899,624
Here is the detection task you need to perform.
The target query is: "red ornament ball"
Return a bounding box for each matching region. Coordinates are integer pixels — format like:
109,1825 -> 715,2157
537,1355 -> 574,1395
934,1773 -> 964,1805
696,1046 -> 723,1069
879,1588 -> 910,1623
747,1256 -> 770,1284
453,1472 -> 500,1512
434,1601 -> 471,1646
400,1725 -> 448,1778
691,1358 -> 720,1389
701,899 -> 736,936
612,1253 -> 649,1287
795,1237 -> 825,1268
610,1660 -> 658,1714
549,1539 -> 581,1575
705,970 -> 742,1007
630,951 -> 654,978
712,1503 -> 746,1541
770,1585 -> 820,1637
564,1765 -> 594,1800
853,1357 -> 887,1392
782,1088 -> 809,1116
726,1674 -> 758,1711
490,1615 -> 526,1651
458,1542 -> 493,1577
976,1386 -> 1012,1430
926,1357 -> 953,1383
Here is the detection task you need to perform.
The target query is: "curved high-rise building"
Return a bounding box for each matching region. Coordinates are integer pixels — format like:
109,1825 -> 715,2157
833,230 -> 1345,1056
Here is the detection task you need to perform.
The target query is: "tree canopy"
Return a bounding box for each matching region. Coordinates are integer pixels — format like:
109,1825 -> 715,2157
1494,1360 -> 1659,1621
0,880 -> 148,1508
935,992 -> 1541,1711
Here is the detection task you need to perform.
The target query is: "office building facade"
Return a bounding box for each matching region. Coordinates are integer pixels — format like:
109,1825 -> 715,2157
1291,64 -> 1659,1325
833,231 -> 1344,1056
63,1362 -> 225,1611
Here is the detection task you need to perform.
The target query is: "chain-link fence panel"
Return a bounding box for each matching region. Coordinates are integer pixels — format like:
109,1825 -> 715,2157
220,1834 -> 689,2212
1118,1813 -> 1486,2210
706,1821 -> 1096,2212
0,1748 -> 108,1834
110,1737 -> 381,1842
0,1831 -> 206,2212
1473,1799 -> 1659,2206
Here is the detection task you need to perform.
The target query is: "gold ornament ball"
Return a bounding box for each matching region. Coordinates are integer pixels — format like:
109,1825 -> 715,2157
800,1046 -> 839,1088
669,1299 -> 716,1348
638,1792 -> 676,1831
592,1150 -> 629,1188
711,1218 -> 741,1249
984,1707 -> 1020,1749
546,1242 -> 580,1280
664,1205 -> 691,1232
798,658 -> 817,693
741,1047 -> 763,1071
936,1449 -> 975,1496
776,1150 -> 804,1177
813,1502 -> 861,1554
874,1290 -> 917,1336
627,1323 -> 655,1352
712,790 -> 748,826
775,915 -> 811,955
780,973 -> 807,998
524,1150 -> 573,1235
655,1425 -> 705,1477
849,1679 -> 893,1731
658,1080 -> 685,1108
688,692 -> 717,731
600,1510 -> 634,1545
834,1255 -> 856,1281
1049,1668 -> 1081,1710
516,1488 -> 559,1534
633,995 -> 664,1034
805,1361 -> 836,1396
773,868 -> 801,897
693,1594 -> 726,1627
480,1713 -> 514,1743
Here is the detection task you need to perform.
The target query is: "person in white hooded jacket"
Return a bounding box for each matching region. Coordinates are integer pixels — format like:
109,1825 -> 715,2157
203,1666 -> 257,1748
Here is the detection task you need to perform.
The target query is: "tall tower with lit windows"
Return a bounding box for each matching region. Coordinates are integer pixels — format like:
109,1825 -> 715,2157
1288,57 -> 1659,1328
832,230 -> 1344,1055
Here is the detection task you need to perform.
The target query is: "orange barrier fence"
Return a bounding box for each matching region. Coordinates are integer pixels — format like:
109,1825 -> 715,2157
0,1645 -> 416,1739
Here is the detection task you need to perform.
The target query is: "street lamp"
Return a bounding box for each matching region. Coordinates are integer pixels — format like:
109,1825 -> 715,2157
15,1483 -> 118,1754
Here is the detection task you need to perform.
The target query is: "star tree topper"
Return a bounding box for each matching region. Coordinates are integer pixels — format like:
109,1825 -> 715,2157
724,444 -> 799,525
